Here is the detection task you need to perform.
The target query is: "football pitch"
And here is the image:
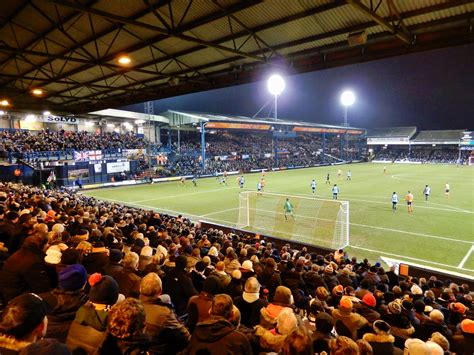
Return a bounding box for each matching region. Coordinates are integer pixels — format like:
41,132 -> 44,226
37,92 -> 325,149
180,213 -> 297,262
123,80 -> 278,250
83,163 -> 474,277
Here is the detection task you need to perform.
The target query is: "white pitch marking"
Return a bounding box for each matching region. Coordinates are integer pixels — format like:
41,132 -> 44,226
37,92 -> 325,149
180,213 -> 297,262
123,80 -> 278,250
132,186 -> 239,203
351,245 -> 473,272
458,246 -> 474,269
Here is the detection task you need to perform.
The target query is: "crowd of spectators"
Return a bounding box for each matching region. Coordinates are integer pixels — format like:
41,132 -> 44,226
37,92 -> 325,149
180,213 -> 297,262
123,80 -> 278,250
162,132 -> 362,176
0,129 -> 150,155
374,147 -> 470,164
0,182 -> 472,354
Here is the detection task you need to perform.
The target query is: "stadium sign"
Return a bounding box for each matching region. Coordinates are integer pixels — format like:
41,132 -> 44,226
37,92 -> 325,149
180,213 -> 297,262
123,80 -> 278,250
28,115 -> 84,125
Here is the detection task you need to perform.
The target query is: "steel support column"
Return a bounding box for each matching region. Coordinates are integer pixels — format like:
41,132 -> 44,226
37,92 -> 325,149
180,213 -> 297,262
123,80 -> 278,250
200,121 -> 206,170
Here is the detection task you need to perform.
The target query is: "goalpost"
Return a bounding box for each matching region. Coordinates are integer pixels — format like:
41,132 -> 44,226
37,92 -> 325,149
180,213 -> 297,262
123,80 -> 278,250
237,191 -> 349,250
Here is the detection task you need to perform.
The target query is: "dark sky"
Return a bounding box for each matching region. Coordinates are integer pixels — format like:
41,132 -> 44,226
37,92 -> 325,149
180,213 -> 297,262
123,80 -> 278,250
122,43 -> 474,130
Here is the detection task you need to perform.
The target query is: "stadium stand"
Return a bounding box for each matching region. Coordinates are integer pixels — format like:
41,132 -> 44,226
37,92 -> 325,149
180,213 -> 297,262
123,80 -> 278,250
0,182 -> 472,354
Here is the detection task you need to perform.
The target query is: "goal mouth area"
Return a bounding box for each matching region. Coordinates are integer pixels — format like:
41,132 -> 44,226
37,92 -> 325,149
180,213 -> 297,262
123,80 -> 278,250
237,191 -> 349,250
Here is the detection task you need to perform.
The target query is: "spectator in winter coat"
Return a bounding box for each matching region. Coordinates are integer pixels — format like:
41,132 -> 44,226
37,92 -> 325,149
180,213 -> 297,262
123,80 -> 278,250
187,276 -> 221,333
164,255 -> 197,316
233,277 -> 268,328
183,294 -> 252,355
113,252 -> 142,298
39,264 -> 88,342
0,233 -> 56,302
139,273 -> 190,354
362,320 -> 403,355
331,297 -> 369,340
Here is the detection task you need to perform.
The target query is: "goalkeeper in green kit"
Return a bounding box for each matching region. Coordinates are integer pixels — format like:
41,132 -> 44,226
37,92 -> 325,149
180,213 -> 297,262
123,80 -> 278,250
284,198 -> 295,221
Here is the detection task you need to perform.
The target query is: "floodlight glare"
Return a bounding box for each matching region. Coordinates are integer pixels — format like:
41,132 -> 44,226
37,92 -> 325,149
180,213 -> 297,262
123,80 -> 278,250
43,111 -> 51,116
267,74 -> 285,96
340,90 -> 355,107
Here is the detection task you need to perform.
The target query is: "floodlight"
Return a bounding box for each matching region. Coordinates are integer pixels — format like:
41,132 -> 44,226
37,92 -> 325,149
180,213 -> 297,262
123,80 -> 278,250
32,88 -> 43,96
1,99 -> 10,106
340,90 -> 355,107
43,111 -> 51,116
267,74 -> 285,96
118,55 -> 131,65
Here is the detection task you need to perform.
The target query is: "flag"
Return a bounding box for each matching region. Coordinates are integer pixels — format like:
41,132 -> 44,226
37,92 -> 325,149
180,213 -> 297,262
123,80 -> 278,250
89,150 -> 103,161
74,151 -> 89,161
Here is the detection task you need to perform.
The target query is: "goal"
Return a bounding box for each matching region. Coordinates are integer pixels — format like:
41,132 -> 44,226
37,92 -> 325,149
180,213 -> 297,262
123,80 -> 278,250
237,191 -> 349,250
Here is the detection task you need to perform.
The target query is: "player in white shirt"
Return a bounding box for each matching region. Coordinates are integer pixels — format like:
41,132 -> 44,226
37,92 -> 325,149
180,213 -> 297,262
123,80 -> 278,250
239,176 -> 245,189
257,181 -> 262,195
392,192 -> 399,212
346,170 -> 352,181
423,185 -> 431,202
445,182 -> 450,198
332,184 -> 339,200
311,179 -> 317,194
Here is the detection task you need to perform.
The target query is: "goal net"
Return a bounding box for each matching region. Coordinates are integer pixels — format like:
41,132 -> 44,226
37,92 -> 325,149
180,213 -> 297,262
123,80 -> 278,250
237,191 -> 349,249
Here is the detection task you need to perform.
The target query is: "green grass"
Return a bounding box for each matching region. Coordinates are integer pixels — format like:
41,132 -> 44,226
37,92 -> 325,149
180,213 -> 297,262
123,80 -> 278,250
83,163 -> 474,277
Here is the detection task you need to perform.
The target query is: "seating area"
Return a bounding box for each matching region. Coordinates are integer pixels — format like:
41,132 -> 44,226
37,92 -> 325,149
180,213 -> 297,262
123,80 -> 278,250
0,129 -> 150,156
0,182 -> 472,354
374,147 -> 470,164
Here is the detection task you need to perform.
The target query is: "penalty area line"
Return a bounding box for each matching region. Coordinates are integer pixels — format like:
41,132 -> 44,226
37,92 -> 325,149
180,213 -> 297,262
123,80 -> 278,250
458,246 -> 474,269
350,245 -> 473,272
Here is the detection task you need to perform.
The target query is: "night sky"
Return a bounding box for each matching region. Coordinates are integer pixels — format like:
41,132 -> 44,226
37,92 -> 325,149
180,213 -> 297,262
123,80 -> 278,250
122,43 -> 474,130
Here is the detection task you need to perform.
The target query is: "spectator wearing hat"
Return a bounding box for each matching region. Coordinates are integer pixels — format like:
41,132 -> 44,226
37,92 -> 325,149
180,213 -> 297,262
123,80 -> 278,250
255,308 -> 298,353
429,332 -> 450,354
451,318 -> 474,355
81,242 -> 108,274
224,249 -> 241,275
331,296 -> 369,340
362,320 -> 403,355
225,269 -> 244,299
311,312 -> 336,354
403,338 -> 431,355
383,300 -> 415,342
415,309 -> 452,341
413,300 -> 430,325
448,301 -> 468,327
139,273 -> 190,354
164,255 -> 198,317
66,273 -> 119,354
260,285 -> 295,329
337,266 -> 356,288
187,276 -> 221,333
38,264 -> 88,342
184,294 -> 251,355
328,284 -> 345,308
186,247 -> 201,270
234,277 -> 268,328
114,252 -> 142,298
239,259 -> 256,283
354,292 -> 381,326
99,298 -> 151,355
323,264 -> 339,291
104,249 -> 123,279
258,258 -> 281,301
0,293 -> 49,354
0,233 -> 56,302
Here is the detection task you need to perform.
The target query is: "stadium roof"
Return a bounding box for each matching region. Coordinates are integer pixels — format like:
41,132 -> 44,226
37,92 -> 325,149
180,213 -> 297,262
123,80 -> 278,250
412,129 -> 465,143
0,0 -> 473,114
366,126 -> 417,138
162,109 -> 364,131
